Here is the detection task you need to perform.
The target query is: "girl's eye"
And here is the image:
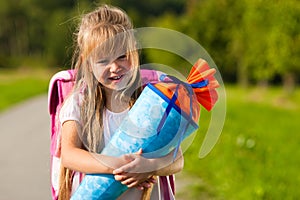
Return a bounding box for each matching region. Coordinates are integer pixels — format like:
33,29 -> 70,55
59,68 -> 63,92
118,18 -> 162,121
97,59 -> 109,66
117,54 -> 127,60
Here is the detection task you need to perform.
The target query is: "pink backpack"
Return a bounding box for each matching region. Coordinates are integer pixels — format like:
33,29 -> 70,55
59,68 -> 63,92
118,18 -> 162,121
48,69 -> 175,200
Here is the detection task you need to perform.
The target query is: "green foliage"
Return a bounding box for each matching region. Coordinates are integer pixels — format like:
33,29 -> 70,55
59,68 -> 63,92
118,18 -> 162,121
0,0 -> 299,88
44,9 -> 74,67
181,85 -> 300,199
105,0 -> 186,27
146,0 -> 300,88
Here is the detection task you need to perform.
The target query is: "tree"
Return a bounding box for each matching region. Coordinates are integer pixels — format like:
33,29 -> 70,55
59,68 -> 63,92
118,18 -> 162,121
266,1 -> 300,93
178,0 -> 300,89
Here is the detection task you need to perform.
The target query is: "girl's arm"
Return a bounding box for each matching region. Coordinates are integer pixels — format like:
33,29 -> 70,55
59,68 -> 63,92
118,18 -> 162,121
113,148 -> 184,188
60,120 -> 129,174
152,148 -> 184,176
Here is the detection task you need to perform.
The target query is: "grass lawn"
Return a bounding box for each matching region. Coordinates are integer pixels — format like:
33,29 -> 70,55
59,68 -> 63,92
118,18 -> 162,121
180,85 -> 300,199
0,68 -> 55,112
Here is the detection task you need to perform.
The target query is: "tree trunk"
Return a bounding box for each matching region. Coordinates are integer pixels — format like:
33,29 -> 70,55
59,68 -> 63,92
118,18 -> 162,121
237,62 -> 249,88
282,72 -> 296,95
257,79 -> 269,89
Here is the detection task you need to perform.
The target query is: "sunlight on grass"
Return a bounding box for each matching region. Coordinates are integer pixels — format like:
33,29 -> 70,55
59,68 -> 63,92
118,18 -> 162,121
0,67 -> 54,112
181,85 -> 300,200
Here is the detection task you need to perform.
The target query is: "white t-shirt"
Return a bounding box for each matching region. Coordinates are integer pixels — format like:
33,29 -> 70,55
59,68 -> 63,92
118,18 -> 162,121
102,107 -> 129,145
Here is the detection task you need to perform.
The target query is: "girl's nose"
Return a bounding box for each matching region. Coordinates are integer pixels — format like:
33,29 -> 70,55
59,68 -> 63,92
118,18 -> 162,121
109,62 -> 121,73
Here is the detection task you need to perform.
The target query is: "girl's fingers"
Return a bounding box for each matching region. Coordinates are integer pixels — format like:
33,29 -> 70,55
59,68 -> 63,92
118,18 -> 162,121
121,178 -> 139,188
139,181 -> 151,189
114,174 -> 126,181
136,185 -> 144,190
135,148 -> 143,155
113,168 -> 122,174
148,176 -> 157,184
126,180 -> 139,188
114,153 -> 140,174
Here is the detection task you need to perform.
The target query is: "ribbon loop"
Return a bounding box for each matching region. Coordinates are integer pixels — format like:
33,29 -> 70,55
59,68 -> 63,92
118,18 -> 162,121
155,75 -> 209,160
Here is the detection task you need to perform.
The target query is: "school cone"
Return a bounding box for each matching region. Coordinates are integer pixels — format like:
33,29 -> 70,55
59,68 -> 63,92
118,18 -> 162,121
71,59 -> 219,200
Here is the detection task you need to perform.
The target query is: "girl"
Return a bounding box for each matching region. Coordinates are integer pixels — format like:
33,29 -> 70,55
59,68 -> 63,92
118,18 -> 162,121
58,5 -> 183,200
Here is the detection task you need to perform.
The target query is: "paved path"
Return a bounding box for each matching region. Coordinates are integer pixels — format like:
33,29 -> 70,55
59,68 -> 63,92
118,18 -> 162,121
0,95 -> 51,200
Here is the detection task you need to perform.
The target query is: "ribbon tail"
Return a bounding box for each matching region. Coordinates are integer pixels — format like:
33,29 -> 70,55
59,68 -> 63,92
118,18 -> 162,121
172,120 -> 189,161
173,95 -> 194,161
156,85 -> 180,135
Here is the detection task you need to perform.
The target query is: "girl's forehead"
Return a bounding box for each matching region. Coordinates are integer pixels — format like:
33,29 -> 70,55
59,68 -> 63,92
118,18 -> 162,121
86,30 -> 136,60
93,45 -> 128,59
92,40 -> 131,57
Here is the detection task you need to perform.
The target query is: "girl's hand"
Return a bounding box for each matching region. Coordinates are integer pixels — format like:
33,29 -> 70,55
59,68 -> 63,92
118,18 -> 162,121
136,176 -> 157,190
113,149 -> 156,188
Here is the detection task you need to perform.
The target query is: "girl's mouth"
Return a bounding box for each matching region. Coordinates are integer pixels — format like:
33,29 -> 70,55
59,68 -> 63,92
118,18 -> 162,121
109,75 -> 123,81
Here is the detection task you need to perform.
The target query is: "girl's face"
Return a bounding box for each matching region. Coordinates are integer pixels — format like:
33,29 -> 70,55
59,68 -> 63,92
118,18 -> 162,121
91,53 -> 133,93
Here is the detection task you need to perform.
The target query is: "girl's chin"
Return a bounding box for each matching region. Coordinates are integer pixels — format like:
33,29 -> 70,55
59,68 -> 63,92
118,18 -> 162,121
107,81 -> 128,91
113,85 -> 127,91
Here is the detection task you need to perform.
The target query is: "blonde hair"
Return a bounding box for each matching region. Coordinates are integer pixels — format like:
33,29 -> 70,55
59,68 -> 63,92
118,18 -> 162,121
59,5 -> 142,199
73,4 -> 141,153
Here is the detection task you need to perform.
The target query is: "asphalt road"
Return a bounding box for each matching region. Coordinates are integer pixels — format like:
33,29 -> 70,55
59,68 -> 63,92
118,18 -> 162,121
0,95 -> 51,200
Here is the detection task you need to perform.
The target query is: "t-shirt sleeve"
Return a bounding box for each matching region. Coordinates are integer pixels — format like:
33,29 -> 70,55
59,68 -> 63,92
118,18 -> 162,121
59,93 -> 81,124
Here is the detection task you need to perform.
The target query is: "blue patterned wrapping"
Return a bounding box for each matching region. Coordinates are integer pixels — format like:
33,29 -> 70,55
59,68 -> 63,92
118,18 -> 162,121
71,84 -> 199,200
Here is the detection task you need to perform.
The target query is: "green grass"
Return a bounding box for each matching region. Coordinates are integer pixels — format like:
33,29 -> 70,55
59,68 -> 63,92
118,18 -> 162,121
0,68 -> 53,112
181,85 -> 300,200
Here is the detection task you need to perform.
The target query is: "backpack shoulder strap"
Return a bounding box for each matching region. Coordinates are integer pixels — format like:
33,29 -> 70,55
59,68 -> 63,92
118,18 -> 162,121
140,69 -> 164,86
48,70 -> 75,116
159,175 -> 176,200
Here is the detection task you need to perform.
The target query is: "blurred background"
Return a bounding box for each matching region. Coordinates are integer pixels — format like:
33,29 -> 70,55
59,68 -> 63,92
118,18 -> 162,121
0,0 -> 299,199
